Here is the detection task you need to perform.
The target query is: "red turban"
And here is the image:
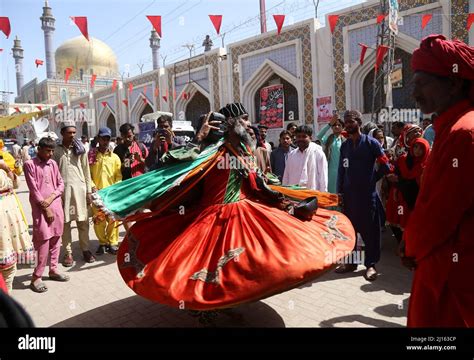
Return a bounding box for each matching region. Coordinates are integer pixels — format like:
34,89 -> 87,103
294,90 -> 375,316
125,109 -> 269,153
411,34 -> 474,100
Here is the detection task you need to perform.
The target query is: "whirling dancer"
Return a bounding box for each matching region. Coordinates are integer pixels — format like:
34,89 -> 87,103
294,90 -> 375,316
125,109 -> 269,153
93,103 -> 356,311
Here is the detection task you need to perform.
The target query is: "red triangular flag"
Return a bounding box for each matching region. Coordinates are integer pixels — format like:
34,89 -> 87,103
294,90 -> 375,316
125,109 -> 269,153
36,105 -> 42,111
143,97 -> 148,104
421,14 -> 432,30
375,45 -> 389,73
57,103 -> 64,110
0,17 -> 11,38
65,67 -> 73,83
143,85 -> 147,94
328,15 -> 339,34
468,13 -> 474,31
154,87 -> 159,97
112,79 -> 117,92
71,16 -> 89,41
0,49 -> 3,52
122,99 -> 128,106
90,74 -> 97,88
358,43 -> 369,66
273,15 -> 285,35
146,16 -> 162,38
173,90 -> 176,100
162,95 -> 168,102
209,15 -> 223,35
128,83 -> 133,94
101,101 -> 108,108
14,107 -> 21,113
80,103 -> 86,109
181,91 -> 187,100
35,59 -> 44,67
376,14 -> 385,24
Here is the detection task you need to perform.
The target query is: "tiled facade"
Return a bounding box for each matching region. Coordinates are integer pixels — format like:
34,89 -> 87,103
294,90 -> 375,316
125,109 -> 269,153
241,44 -> 298,84
167,52 -> 221,112
332,0 -> 469,111
14,1 -> 471,133
229,23 -> 314,125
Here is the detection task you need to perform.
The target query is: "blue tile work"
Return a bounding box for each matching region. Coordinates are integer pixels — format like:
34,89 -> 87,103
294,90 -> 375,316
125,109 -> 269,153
241,44 -> 298,84
331,0 -> 444,111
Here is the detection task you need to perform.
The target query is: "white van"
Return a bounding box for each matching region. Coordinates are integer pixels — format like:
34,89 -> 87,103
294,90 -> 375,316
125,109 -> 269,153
140,111 -> 195,145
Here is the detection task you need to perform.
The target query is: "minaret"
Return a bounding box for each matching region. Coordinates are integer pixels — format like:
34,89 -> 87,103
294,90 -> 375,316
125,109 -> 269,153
259,0 -> 267,33
149,29 -> 161,71
40,0 -> 56,78
12,36 -> 24,96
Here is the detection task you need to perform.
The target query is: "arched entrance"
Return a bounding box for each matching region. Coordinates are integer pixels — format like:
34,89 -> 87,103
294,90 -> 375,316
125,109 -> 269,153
139,103 -> 154,120
185,92 -> 210,129
241,59 -> 302,126
363,48 -> 416,113
106,114 -> 117,137
81,122 -> 89,138
253,73 -> 298,125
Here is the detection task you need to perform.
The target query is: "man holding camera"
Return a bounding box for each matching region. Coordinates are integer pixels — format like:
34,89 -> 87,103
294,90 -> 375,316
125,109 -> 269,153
145,115 -> 187,171
114,123 -> 149,180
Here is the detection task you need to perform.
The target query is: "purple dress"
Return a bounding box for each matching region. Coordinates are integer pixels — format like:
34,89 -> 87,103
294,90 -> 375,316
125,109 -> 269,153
24,158 -> 65,242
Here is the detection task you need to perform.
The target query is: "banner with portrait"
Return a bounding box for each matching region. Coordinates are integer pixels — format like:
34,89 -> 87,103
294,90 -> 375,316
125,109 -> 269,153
259,84 -> 284,129
316,96 -> 333,124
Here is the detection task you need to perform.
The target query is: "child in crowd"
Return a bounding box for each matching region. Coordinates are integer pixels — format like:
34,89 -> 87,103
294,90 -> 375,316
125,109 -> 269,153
24,137 -> 69,293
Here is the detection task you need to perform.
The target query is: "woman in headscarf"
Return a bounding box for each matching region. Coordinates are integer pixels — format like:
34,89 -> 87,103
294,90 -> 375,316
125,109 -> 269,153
0,155 -> 34,294
385,124 -> 423,243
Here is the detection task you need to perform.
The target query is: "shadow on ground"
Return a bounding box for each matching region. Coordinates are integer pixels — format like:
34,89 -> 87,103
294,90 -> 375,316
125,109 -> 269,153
319,314 -> 404,328
372,297 -> 410,319
52,297 -> 286,328
299,229 -> 412,295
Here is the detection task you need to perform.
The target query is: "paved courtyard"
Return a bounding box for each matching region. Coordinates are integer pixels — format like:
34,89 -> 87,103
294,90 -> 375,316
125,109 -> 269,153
10,175 -> 412,327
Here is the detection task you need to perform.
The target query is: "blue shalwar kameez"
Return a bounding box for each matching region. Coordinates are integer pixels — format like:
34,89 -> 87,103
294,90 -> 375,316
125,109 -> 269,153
337,134 -> 390,267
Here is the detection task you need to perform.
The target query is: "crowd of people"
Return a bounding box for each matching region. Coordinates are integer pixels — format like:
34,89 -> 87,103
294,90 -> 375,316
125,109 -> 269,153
0,34 -> 472,327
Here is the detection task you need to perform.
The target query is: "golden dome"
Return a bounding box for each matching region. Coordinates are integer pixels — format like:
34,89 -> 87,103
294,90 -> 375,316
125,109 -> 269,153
55,36 -> 119,80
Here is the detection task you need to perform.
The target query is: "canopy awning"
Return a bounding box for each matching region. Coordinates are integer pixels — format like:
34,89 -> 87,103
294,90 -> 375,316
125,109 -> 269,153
0,110 -> 49,131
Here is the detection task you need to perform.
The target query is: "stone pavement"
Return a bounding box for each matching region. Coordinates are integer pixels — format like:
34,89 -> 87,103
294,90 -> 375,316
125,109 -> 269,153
10,175 -> 412,327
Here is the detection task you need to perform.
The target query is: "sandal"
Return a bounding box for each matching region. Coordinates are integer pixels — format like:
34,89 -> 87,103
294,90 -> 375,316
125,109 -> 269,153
364,266 -> 378,281
30,281 -> 48,293
49,272 -> 70,282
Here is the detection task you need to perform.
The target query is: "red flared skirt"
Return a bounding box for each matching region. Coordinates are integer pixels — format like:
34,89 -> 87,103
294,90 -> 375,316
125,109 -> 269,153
117,198 -> 355,310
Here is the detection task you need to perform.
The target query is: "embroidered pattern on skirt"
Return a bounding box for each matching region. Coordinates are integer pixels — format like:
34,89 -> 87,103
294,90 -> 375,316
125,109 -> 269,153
190,247 -> 245,285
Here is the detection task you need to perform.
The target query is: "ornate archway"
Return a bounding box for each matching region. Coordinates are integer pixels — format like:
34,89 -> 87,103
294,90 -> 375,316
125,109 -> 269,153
106,113 -> 117,137
241,59 -> 302,125
97,103 -> 117,135
347,32 -> 418,112
253,73 -> 299,125
175,81 -> 212,125
185,92 -> 210,129
81,121 -> 89,138
139,103 -> 154,119
130,93 -> 155,124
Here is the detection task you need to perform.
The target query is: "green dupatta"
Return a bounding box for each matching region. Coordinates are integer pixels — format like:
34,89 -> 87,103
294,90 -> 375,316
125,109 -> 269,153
93,141 -> 222,219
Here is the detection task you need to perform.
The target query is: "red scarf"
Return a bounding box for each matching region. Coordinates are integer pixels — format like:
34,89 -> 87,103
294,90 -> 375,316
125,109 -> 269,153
397,138 -> 430,182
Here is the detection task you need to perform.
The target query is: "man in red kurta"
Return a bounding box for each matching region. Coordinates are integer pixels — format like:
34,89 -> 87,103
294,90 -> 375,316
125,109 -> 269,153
402,34 -> 474,327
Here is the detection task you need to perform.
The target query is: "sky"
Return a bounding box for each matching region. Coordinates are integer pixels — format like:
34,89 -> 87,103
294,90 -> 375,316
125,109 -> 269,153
0,0 -> 366,99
